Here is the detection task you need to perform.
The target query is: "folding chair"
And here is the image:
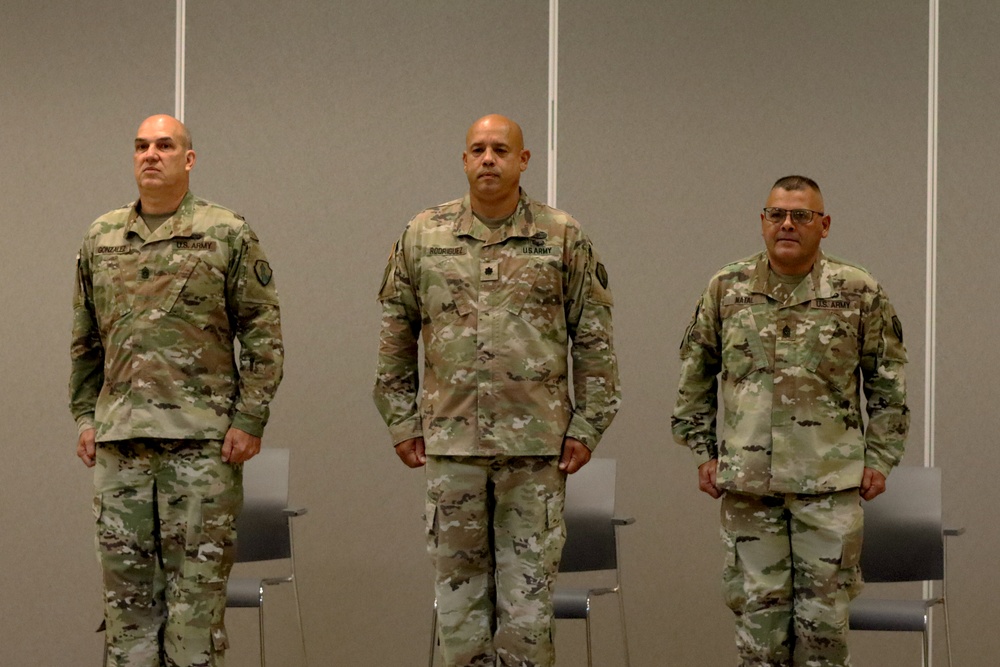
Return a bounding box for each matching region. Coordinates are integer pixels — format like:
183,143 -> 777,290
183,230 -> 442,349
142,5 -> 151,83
849,465 -> 963,667
227,448 -> 308,667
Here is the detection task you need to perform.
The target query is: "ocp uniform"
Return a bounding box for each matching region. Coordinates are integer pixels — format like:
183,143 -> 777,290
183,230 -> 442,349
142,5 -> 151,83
70,192 -> 283,666
672,252 -> 908,666
71,192 -> 282,441
374,191 -> 621,666
374,192 -> 620,457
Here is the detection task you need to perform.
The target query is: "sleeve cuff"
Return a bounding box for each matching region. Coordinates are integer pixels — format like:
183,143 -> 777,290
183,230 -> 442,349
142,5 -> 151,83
388,417 -> 423,446
231,412 -> 265,438
76,414 -> 95,436
565,413 -> 601,451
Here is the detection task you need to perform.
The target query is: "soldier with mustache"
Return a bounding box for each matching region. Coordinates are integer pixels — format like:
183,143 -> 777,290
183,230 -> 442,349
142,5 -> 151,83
672,175 -> 908,666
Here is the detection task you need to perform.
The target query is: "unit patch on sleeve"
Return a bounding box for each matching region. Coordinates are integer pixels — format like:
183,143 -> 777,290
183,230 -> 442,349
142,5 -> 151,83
254,260 -> 273,286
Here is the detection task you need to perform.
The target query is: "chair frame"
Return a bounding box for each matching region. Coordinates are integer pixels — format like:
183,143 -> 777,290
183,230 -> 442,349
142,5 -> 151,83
557,514 -> 634,667
848,466 -> 963,667
227,448 -> 309,667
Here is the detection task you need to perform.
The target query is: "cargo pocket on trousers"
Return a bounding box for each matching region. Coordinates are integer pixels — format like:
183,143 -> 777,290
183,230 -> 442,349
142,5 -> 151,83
839,520 -> 864,600
544,488 -> 567,569
721,535 -> 747,612
211,624 -> 229,654
92,493 -> 104,523
425,497 -> 439,550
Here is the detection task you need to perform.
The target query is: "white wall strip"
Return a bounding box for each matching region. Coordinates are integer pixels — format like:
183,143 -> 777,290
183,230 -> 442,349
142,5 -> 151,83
924,1 -> 940,663
547,0 -> 559,208
175,0 -> 186,122
925,0 -> 938,469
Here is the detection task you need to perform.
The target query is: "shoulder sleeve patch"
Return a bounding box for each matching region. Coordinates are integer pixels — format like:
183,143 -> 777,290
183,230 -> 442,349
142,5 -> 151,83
254,260 -> 273,286
596,262 -> 609,289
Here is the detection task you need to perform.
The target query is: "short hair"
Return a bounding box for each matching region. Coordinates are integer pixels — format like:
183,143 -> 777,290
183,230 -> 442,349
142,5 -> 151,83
771,175 -> 820,195
180,125 -> 193,150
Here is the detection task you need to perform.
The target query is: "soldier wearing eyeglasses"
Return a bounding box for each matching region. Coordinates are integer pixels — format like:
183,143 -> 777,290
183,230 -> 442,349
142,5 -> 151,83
672,175 -> 908,666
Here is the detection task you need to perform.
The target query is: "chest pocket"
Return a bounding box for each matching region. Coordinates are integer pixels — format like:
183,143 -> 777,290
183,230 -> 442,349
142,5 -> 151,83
162,255 -> 227,330
505,256 -> 563,330
719,297 -> 769,384
803,302 -> 861,391
420,257 -> 474,329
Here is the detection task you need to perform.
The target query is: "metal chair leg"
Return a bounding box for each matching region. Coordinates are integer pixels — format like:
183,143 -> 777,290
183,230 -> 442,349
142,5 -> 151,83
584,598 -> 593,667
921,618 -> 929,667
258,584 -> 267,667
429,599 -> 438,667
616,588 -> 631,667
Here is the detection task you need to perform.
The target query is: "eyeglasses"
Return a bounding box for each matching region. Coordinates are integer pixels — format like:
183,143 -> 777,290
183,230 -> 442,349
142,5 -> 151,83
762,208 -> 824,225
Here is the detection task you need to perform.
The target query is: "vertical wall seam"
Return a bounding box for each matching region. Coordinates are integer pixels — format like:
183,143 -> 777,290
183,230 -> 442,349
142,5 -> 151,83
924,0 -> 940,662
925,0 -> 939,470
175,0 -> 186,122
547,0 -> 558,208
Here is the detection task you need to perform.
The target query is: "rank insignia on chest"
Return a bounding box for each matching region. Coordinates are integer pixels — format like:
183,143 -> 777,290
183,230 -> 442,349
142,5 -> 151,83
481,260 -> 500,282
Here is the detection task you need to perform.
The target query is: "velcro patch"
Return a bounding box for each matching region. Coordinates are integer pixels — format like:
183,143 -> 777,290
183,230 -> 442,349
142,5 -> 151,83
254,260 -> 273,286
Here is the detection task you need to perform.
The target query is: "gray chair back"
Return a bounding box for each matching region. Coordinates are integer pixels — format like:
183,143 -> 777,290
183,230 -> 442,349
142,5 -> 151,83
859,466 -> 944,582
559,458 -> 618,573
234,448 -> 292,562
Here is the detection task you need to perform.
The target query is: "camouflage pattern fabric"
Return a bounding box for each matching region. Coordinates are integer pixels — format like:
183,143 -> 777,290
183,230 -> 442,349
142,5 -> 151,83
426,456 -> 566,667
672,251 -> 907,666
95,439 -> 242,667
721,490 -> 864,667
70,191 -> 283,441
373,190 -> 621,456
672,252 -> 908,494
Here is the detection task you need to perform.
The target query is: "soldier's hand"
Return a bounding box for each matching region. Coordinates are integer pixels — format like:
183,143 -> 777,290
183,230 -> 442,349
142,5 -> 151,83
860,467 -> 887,501
222,428 -> 262,464
559,437 -> 591,474
698,459 -> 722,499
395,437 -> 426,468
77,428 -> 96,468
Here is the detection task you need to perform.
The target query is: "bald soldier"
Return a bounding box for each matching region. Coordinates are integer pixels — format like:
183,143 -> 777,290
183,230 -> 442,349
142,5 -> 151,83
374,115 -> 621,666
70,115 -> 283,666
672,175 -> 908,666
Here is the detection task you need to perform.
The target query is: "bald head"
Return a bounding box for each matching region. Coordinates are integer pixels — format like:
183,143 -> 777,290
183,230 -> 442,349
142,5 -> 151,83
137,114 -> 192,150
462,114 -> 530,219
134,114 -> 196,213
466,114 -> 524,153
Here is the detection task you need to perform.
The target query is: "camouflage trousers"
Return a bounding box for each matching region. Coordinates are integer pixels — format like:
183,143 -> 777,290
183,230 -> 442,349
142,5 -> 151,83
94,439 -> 243,667
426,456 -> 566,667
720,490 -> 864,667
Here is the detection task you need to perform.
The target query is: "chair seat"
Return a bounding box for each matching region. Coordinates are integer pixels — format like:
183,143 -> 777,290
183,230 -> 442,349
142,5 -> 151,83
554,588 -> 591,619
849,597 -> 935,632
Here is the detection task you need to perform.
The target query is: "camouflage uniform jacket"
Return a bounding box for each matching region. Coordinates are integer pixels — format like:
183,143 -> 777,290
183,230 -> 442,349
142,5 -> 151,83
69,192 -> 283,441
671,252 -> 908,495
374,191 -> 620,456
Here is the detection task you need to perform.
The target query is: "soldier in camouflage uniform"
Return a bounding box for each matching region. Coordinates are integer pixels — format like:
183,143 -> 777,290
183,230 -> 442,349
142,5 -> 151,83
69,115 -> 283,667
373,115 -> 620,667
672,175 -> 908,666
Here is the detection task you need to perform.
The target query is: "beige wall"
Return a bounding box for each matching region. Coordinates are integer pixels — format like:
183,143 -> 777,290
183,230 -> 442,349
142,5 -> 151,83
2,1 -> 996,665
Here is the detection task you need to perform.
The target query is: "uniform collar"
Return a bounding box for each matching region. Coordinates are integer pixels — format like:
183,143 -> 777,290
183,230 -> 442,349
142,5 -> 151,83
751,251 -> 837,305
454,189 -> 537,245
125,191 -> 197,243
